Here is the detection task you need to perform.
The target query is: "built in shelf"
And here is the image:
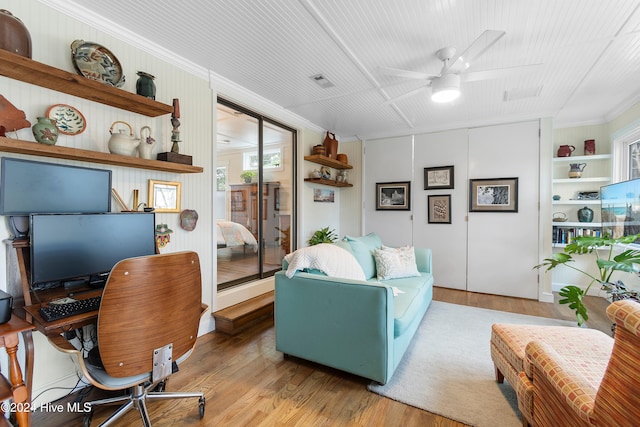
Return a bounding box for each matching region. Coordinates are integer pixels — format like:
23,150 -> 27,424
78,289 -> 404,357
553,154 -> 611,162
0,137 -> 203,173
552,200 -> 601,205
552,221 -> 602,227
304,177 -> 353,187
553,177 -> 611,184
0,50 -> 173,117
304,155 -> 353,169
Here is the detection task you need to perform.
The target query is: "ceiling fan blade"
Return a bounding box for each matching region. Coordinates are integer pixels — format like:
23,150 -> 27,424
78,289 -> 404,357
382,84 -> 431,105
375,66 -> 435,80
460,63 -> 543,83
445,30 -> 506,73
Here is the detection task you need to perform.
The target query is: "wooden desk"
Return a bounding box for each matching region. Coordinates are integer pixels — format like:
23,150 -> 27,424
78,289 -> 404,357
23,291 -> 102,336
0,315 -> 34,427
11,239 -> 102,336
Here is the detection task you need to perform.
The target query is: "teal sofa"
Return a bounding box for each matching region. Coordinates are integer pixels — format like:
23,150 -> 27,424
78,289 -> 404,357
274,233 -> 434,384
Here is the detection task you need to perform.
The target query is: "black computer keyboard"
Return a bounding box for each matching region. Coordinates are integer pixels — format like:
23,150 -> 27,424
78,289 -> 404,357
39,296 -> 102,322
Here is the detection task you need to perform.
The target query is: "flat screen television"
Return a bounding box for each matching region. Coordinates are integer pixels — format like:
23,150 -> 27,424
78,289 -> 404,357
0,158 -> 112,215
601,178 -> 640,240
29,212 -> 156,288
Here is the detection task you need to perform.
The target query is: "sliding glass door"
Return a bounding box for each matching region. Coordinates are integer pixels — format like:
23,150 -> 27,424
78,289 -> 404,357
216,99 -> 295,291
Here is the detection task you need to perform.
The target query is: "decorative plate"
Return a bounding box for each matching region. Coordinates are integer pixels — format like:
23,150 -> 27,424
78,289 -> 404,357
70,40 -> 125,87
46,104 -> 86,135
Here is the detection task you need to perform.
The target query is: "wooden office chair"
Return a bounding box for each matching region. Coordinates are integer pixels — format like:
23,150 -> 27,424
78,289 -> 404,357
48,251 -> 207,427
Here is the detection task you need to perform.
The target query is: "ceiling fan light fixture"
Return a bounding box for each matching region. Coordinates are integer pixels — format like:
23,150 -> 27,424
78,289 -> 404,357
431,74 -> 460,103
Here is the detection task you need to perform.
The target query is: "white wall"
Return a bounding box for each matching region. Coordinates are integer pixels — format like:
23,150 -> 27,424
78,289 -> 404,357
363,121 -> 541,298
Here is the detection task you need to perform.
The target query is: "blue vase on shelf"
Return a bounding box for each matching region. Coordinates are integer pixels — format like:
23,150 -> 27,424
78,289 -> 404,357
578,206 -> 593,223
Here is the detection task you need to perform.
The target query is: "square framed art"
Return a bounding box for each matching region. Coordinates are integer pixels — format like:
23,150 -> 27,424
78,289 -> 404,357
148,179 -> 182,213
469,177 -> 518,212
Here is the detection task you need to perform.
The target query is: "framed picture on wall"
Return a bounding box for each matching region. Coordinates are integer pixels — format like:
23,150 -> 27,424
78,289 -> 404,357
428,194 -> 451,223
376,181 -> 411,210
469,177 -> 518,212
424,165 -> 454,190
148,179 -> 182,213
231,190 -> 246,212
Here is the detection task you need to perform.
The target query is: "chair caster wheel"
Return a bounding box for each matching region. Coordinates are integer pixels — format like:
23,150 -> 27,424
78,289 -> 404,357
199,396 -> 205,418
83,410 -> 93,427
153,380 -> 166,392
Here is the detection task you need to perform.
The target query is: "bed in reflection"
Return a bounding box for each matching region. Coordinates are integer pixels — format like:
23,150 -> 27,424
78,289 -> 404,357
216,220 -> 258,254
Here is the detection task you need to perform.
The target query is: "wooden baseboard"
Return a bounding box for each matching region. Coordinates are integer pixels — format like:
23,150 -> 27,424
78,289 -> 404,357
212,291 -> 274,335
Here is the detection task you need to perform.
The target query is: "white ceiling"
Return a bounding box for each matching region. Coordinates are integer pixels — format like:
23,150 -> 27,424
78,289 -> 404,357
61,0 -> 640,140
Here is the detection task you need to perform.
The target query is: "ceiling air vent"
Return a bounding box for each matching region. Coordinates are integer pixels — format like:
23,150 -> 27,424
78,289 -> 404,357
310,73 -> 335,89
503,86 -> 542,102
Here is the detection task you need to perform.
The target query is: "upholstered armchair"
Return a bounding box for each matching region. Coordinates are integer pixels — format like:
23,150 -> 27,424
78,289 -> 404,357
519,299 -> 640,426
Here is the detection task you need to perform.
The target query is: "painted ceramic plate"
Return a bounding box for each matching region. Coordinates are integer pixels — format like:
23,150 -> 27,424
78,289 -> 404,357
70,40 -> 125,87
46,104 -> 86,135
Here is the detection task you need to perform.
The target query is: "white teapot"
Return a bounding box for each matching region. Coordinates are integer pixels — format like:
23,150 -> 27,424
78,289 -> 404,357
108,121 -> 140,157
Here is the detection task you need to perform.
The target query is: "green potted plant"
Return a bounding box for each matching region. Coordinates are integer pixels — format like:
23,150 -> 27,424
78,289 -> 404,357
240,170 -> 256,183
535,233 -> 640,325
308,227 -> 337,246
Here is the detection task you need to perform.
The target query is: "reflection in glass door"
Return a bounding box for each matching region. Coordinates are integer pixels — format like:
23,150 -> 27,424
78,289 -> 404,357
215,99 -> 295,291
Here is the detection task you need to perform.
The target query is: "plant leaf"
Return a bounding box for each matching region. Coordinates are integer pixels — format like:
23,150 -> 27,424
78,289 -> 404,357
533,252 -> 574,271
558,285 -> 588,326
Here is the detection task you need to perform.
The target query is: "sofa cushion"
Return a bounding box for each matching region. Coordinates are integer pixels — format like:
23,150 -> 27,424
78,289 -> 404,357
373,245 -> 420,280
344,233 -> 383,279
384,273 -> 431,336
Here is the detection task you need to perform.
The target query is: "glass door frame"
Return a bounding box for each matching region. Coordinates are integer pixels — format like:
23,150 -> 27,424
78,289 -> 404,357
216,97 -> 297,290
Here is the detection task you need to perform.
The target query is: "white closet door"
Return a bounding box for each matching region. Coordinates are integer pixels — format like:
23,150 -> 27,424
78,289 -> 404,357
414,129 -> 468,290
467,121 -> 540,299
363,136 -> 414,246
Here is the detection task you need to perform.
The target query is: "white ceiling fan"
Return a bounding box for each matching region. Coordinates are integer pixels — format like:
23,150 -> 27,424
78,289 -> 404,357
377,30 -> 542,103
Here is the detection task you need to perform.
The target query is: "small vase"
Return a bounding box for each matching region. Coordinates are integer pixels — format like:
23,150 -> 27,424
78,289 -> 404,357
578,206 -> 594,222
136,71 -> 156,99
32,117 -> 58,145
584,139 -> 596,155
138,126 -> 155,159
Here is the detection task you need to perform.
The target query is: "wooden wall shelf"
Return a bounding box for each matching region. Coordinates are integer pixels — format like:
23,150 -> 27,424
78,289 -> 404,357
304,178 -> 353,187
304,155 -> 352,170
0,137 -> 203,174
0,50 -> 173,117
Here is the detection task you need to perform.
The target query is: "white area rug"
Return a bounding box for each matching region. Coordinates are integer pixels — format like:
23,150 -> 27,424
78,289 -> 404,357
368,301 -> 575,427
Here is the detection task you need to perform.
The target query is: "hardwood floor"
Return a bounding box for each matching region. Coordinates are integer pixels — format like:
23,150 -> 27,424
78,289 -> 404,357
217,250 -> 281,286
31,287 -> 612,427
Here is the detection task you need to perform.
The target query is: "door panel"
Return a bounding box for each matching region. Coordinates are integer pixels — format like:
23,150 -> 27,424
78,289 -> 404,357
414,129 -> 468,290
364,136 -> 413,246
467,121 -> 540,299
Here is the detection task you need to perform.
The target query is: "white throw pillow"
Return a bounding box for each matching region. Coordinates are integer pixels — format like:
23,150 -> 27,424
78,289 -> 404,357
373,246 -> 420,280
284,243 -> 366,280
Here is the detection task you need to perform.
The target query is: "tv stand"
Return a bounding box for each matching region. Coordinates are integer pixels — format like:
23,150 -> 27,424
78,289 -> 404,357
63,278 -> 89,290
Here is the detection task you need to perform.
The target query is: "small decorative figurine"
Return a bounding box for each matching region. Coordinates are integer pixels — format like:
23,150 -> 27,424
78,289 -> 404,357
155,223 -> 173,248
170,98 -> 181,153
